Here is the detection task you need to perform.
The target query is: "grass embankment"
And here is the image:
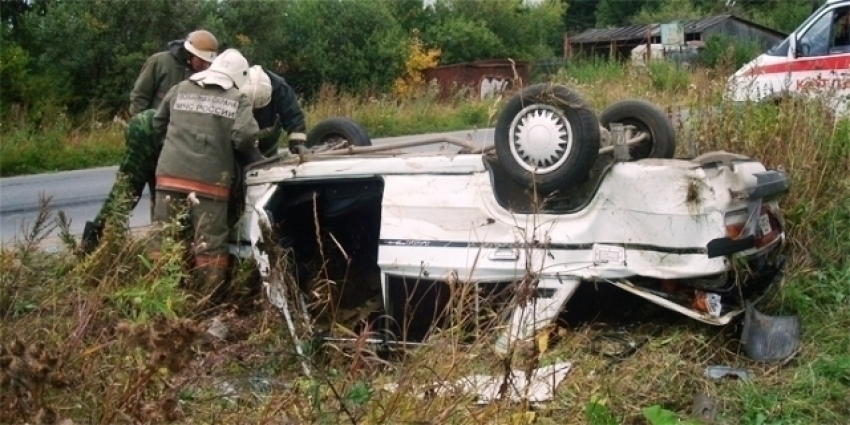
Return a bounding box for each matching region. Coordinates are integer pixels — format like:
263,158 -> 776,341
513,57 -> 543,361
1,60 -> 849,424
0,85 -> 495,177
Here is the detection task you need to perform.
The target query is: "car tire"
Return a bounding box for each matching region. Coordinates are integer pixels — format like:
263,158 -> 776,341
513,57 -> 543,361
599,99 -> 676,160
306,117 -> 372,148
494,83 -> 601,194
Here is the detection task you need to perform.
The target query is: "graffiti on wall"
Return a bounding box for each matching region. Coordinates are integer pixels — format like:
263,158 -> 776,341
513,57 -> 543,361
480,77 -> 513,99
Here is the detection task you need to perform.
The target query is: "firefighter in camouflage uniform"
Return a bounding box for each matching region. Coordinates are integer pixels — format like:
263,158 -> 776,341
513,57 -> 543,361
79,30 -> 219,254
88,109 -> 161,230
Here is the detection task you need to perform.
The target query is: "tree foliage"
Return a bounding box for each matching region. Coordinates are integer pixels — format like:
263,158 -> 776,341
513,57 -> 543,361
274,0 -> 409,97
631,0 -> 704,25
595,0 -> 651,27
569,0 -> 816,33
0,0 -> 824,121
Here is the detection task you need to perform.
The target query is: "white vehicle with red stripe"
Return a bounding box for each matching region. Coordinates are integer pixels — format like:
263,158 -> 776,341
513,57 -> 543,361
728,0 -> 850,115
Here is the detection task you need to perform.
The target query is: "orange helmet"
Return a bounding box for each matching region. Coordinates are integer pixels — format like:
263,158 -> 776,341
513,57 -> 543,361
184,29 -> 219,63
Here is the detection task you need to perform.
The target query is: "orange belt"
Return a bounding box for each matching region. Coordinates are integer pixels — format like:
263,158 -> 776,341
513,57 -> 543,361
195,254 -> 229,269
157,175 -> 230,200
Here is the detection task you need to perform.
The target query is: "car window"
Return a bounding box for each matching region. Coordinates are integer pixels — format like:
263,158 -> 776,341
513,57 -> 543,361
831,7 -> 850,54
799,6 -> 850,57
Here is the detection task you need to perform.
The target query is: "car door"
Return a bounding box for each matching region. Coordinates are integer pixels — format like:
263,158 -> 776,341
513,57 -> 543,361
792,4 -> 850,109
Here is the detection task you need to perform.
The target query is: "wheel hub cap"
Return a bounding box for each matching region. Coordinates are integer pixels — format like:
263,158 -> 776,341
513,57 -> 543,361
509,104 -> 574,174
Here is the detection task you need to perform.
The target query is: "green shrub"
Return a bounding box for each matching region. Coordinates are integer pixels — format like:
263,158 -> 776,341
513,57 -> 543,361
276,0 -> 409,98
698,34 -> 762,70
558,57 -> 627,85
646,60 -> 689,92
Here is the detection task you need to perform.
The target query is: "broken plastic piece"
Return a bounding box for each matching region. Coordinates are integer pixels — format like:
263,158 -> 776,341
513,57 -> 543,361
383,361 -> 572,405
459,361 -> 573,404
741,301 -> 801,363
691,392 -> 718,423
705,365 -> 750,380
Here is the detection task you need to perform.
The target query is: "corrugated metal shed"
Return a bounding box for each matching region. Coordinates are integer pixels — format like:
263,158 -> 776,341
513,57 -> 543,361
569,24 -> 658,44
569,14 -> 786,44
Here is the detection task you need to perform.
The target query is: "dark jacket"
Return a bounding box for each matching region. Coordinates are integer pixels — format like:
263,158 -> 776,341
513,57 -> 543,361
129,40 -> 194,116
254,69 -> 306,155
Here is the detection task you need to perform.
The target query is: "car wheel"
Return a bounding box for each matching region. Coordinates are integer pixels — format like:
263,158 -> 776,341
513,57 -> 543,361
599,99 -> 676,160
494,83 -> 601,194
306,117 -> 372,148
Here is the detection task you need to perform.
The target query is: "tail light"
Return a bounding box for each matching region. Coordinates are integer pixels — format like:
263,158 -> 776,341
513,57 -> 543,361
723,209 -> 749,239
724,205 -> 780,246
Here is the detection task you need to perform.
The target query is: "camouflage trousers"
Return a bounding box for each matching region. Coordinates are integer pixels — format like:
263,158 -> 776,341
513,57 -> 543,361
93,109 -> 162,227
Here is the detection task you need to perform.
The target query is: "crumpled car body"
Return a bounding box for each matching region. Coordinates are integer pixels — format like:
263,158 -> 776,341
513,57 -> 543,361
230,147 -> 788,353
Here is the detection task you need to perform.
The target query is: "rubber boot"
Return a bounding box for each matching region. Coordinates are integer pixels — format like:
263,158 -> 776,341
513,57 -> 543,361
79,221 -> 103,255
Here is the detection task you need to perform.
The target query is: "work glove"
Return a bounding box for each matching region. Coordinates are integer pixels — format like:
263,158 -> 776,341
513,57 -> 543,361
288,131 -> 307,154
242,142 -> 267,170
254,114 -> 280,141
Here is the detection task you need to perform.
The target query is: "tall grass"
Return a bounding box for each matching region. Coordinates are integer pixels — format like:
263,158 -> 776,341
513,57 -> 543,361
2,60 -> 850,423
305,83 -> 497,138
0,107 -> 126,177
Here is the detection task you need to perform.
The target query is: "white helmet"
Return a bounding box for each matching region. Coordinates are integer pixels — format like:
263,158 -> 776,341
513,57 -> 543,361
189,48 -> 250,90
240,65 -> 273,109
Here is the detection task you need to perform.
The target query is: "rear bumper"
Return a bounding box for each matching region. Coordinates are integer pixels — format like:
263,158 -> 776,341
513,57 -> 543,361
612,252 -> 785,326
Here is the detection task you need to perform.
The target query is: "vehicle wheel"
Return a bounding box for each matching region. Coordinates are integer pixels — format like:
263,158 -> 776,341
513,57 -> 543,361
306,117 -> 372,148
599,99 -> 676,160
494,83 -> 601,193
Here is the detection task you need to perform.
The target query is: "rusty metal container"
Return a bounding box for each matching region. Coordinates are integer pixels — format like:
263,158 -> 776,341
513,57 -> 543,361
422,59 -> 530,99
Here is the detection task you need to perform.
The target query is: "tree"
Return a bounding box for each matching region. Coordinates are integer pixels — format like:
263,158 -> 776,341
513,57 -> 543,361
198,0 -> 289,71
739,0 -> 818,34
563,0 -> 601,33
422,0 -> 565,63
276,0 -> 409,97
631,0 -> 704,25
19,0 -> 217,113
388,0 -> 437,34
422,18 -> 508,63
595,0 -> 651,27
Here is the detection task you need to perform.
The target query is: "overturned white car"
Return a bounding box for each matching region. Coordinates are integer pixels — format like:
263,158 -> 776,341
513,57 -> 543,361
229,84 -> 790,363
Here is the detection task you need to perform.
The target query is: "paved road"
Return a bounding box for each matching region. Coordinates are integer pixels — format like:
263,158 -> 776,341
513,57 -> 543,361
0,128 -> 496,246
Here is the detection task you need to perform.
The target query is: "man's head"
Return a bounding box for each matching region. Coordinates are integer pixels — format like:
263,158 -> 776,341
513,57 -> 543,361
183,29 -> 219,72
189,48 -> 250,90
240,65 -> 273,109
